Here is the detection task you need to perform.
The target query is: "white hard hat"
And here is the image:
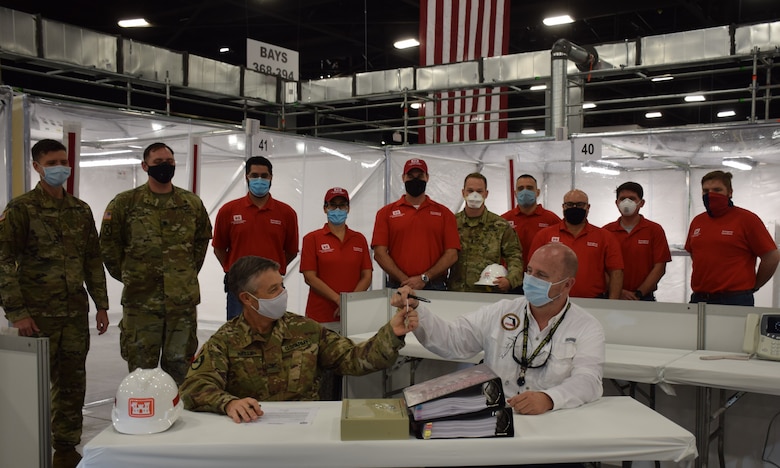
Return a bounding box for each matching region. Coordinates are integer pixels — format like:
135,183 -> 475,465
112,368 -> 183,435
474,263 -> 508,286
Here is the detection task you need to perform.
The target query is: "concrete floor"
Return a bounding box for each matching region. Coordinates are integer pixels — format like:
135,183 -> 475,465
78,311 -> 217,453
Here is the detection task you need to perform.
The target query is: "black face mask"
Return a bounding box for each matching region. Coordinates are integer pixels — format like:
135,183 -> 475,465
563,207 -> 587,225
147,163 -> 176,184
405,178 -> 427,197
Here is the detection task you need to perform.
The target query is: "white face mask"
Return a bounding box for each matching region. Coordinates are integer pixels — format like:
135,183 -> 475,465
246,288 -> 288,320
618,199 -> 638,216
465,191 -> 485,209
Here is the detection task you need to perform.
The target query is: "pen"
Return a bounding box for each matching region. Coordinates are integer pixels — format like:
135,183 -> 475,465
396,291 -> 431,303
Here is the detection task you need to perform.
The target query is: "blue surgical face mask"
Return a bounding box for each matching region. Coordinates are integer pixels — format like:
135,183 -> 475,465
327,208 -> 348,225
248,178 -> 271,197
516,189 -> 536,207
523,274 -> 568,307
41,165 -> 71,187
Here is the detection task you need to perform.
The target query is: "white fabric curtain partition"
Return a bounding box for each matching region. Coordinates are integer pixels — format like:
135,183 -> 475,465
8,97 -> 780,327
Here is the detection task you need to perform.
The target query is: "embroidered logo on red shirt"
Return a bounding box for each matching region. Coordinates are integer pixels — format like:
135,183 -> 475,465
231,214 -> 245,224
551,236 -> 560,242
692,228 -> 701,237
587,242 -> 599,247
638,239 -> 650,245
390,210 -> 403,218
352,247 -> 363,252
430,211 -> 442,216
721,230 -> 734,236
270,219 -> 282,225
319,243 -> 334,253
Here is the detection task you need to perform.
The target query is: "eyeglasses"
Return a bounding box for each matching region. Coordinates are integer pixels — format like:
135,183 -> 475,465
563,202 -> 587,209
326,202 -> 349,210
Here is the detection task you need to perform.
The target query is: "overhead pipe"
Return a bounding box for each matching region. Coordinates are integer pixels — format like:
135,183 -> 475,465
550,39 -> 613,138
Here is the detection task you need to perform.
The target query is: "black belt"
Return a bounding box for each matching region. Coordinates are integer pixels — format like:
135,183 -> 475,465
692,290 -> 753,301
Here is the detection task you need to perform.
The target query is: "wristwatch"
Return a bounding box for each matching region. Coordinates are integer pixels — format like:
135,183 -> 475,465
634,289 -> 644,299
421,273 -> 430,283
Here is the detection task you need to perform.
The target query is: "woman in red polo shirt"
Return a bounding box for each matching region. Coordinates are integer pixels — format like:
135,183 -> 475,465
300,187 -> 373,333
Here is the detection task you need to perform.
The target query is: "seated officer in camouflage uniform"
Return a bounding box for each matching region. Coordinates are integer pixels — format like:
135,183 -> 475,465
180,255 -> 418,423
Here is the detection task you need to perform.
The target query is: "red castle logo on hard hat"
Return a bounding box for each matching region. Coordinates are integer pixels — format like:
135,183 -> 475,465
128,398 -> 155,418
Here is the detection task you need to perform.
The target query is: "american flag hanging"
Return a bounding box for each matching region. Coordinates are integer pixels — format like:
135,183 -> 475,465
419,0 -> 510,143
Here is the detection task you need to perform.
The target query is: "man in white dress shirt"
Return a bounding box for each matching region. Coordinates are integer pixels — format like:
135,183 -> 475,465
393,242 -> 604,415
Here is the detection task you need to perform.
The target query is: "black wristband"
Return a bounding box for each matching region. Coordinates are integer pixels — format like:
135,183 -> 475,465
635,289 -> 644,299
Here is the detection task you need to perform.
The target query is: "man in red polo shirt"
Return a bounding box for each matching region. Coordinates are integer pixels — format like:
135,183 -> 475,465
603,182 -> 671,301
300,187 -> 372,333
529,189 -> 624,299
213,156 -> 299,320
686,170 -> 779,306
501,174 -> 561,293
372,158 -> 461,290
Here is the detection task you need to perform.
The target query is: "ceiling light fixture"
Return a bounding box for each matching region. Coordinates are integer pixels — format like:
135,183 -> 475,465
722,157 -> 756,171
543,15 -> 574,26
717,110 -> 736,118
219,47 -> 230,53
80,158 -> 142,168
651,75 -> 674,82
118,18 -> 150,28
521,129 -> 537,135
97,137 -> 138,142
530,84 -> 547,91
80,149 -> 134,156
394,38 -> 420,49
582,102 -> 597,109
410,103 -> 421,110
684,95 -> 706,102
581,161 -> 620,176
645,112 -> 662,119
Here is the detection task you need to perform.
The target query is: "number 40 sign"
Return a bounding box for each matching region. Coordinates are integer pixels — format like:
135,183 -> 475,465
574,137 -> 602,160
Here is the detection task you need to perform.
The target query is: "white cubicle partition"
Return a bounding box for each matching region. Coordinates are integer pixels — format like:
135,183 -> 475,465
341,289 -> 390,336
0,335 -> 51,468
702,304 -> 771,352
573,298 -> 699,349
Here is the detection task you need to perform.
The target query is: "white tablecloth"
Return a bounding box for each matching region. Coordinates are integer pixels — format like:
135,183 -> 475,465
77,397 -> 696,468
662,350 -> 780,396
604,344 -> 693,383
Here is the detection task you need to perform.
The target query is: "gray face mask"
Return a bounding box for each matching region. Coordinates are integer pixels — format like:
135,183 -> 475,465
245,288 -> 288,320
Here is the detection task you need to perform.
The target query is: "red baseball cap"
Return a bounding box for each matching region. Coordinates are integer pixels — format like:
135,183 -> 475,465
403,158 -> 428,174
324,187 -> 349,203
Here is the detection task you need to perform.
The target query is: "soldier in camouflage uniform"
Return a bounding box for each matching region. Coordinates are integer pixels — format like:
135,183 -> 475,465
180,256 -> 418,423
448,173 -> 524,293
99,142 -> 212,386
0,139 -> 109,468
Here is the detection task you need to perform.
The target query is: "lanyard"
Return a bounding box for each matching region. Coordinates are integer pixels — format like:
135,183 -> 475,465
511,302 -> 571,386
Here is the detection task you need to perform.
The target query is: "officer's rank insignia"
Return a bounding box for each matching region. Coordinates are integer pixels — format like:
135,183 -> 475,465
501,313 -> 520,331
